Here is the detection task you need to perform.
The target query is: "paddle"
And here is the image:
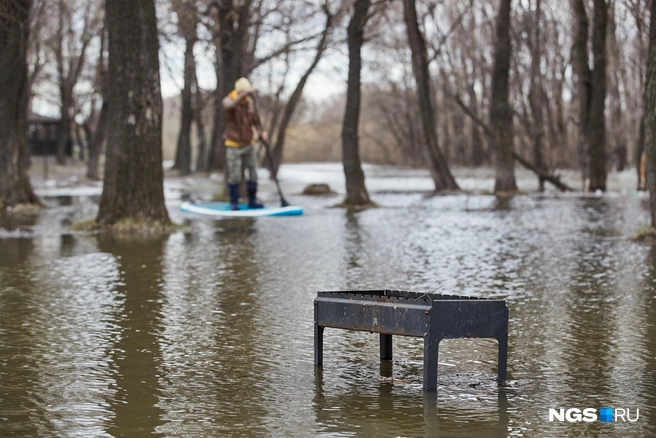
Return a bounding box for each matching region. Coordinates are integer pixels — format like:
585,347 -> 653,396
251,94 -> 290,207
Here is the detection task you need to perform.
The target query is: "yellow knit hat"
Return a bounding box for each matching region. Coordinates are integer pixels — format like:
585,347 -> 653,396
235,77 -> 253,91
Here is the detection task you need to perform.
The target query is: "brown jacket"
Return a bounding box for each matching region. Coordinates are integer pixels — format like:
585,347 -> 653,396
222,90 -> 262,146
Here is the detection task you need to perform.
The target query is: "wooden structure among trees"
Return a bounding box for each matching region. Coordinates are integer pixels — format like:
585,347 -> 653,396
27,113 -> 70,157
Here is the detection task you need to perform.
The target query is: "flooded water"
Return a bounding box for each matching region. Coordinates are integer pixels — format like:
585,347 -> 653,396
1,164 -> 655,437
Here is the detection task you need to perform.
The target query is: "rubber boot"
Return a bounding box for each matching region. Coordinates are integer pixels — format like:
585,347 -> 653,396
247,181 -> 264,209
228,183 -> 240,210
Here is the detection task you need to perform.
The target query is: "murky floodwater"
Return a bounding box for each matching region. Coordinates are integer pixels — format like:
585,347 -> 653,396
1,164 -> 655,437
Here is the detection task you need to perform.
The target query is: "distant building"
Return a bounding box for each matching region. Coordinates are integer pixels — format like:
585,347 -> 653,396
27,113 -> 71,156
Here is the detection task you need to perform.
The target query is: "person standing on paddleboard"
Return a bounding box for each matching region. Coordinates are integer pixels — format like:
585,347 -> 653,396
222,77 -> 268,211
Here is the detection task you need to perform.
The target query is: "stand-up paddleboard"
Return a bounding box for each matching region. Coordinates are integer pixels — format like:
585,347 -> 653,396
181,201 -> 303,217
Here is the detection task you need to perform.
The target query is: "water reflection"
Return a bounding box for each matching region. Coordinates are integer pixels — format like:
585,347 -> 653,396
0,238 -> 35,267
2,165 -> 656,436
96,235 -> 167,436
0,239 -> 43,436
645,247 -> 656,432
0,235 -> 123,436
313,363 -> 510,437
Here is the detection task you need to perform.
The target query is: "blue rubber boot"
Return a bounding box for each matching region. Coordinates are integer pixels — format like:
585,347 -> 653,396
228,183 -> 240,210
247,181 -> 264,209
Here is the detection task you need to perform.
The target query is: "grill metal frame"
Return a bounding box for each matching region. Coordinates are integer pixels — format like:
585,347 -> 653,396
314,290 -> 508,391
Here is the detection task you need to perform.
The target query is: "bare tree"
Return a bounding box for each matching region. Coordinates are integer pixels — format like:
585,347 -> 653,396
0,0 -> 40,208
207,0 -> 252,172
46,0 -> 100,165
572,0 -> 608,191
403,0 -> 459,191
342,0 -> 371,205
86,22 -> 108,180
489,0 -> 517,193
171,0 -> 200,176
269,1 -> 335,179
645,0 -> 656,226
97,0 -> 169,225
587,0 -> 608,191
192,62 -> 209,172
528,0 -> 546,191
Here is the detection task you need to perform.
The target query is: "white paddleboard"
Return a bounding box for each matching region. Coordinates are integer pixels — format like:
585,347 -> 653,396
180,201 -> 303,217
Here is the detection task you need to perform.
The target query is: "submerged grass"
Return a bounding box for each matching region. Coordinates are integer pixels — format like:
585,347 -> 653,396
72,217 -> 187,234
331,200 -> 379,211
2,203 -> 43,214
301,183 -> 337,196
631,226 -> 656,243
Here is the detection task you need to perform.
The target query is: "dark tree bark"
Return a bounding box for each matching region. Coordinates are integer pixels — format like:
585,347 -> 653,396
0,0 -> 40,208
529,0 -> 546,191
572,0 -> 608,191
193,65 -> 207,173
208,43 -> 227,172
607,5 -> 625,171
342,0 -> 371,205
87,100 -> 108,180
207,0 -> 232,172
468,84 -> 485,167
270,6 -> 333,179
586,0 -> 608,191
173,34 -> 196,176
645,0 -> 656,226
56,93 -> 72,165
572,0 -> 591,181
489,0 -> 517,192
403,0 -> 459,191
87,25 -> 108,181
97,0 -> 169,225
638,115 -> 647,191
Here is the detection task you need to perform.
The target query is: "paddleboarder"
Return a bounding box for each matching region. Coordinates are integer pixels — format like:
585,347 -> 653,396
222,77 -> 268,210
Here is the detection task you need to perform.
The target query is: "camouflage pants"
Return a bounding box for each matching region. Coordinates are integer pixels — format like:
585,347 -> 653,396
226,144 -> 258,185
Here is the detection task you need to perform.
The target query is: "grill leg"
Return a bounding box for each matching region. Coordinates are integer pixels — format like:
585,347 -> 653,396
380,334 -> 393,360
314,324 -> 324,366
423,335 -> 439,391
497,331 -> 508,382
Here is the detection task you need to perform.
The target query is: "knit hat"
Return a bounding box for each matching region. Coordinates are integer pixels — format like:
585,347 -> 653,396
235,77 -> 253,92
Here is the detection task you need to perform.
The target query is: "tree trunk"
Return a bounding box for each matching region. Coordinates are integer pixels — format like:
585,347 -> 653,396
87,24 -> 108,180
97,0 -> 169,225
529,0 -> 546,191
0,0 -> 40,208
208,0 -> 253,173
270,8 -> 332,179
403,0 -> 459,191
587,0 -> 608,191
209,59 -> 227,172
342,0 -> 371,205
86,100 -> 109,180
468,84 -> 485,167
208,0 -> 232,172
489,0 -> 517,193
572,0 -> 591,184
638,115 -> 647,190
193,66 -> 207,173
645,0 -> 656,226
173,35 -> 195,176
607,5 -> 625,171
56,97 -> 71,165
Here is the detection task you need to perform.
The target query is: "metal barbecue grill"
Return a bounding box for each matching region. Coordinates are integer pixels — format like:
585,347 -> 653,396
314,290 -> 509,391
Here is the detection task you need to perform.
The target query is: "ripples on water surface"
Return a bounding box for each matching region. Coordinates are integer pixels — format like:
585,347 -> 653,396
1,165 -> 655,437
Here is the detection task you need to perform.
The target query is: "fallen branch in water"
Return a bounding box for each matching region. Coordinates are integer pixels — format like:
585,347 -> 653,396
448,91 -> 574,192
